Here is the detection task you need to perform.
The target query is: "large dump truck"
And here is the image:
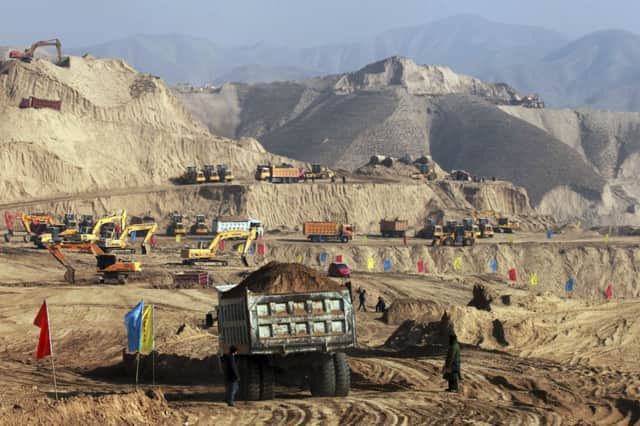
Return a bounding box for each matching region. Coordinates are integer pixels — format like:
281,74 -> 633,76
216,263 -> 356,400
379,219 -> 408,238
255,164 -> 303,183
303,222 -> 354,243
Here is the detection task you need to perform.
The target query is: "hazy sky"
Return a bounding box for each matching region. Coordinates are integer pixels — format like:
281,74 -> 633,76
2,0 -> 639,47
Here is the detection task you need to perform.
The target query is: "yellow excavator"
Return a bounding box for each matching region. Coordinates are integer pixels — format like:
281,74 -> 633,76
99,222 -> 158,254
180,228 -> 259,266
47,242 -> 141,284
63,210 -> 128,243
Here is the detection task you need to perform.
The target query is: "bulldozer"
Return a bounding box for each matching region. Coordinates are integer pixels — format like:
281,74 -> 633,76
179,165 -> 205,184
496,217 -> 520,234
47,242 -> 140,284
203,164 -> 220,182
181,228 -> 259,266
432,225 -> 475,247
166,213 -> 187,236
9,39 -> 69,66
190,215 -> 210,235
477,218 -> 494,238
304,164 -> 335,180
462,217 -> 481,239
98,222 -> 158,254
217,164 -> 234,182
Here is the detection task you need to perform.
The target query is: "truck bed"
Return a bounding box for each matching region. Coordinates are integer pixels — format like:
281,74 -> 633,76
218,288 -> 356,355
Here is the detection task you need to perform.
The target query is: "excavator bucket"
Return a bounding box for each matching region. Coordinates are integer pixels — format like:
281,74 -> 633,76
64,269 -> 76,284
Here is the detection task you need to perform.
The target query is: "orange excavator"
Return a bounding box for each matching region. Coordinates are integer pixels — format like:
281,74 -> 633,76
47,242 -> 141,284
9,39 -> 68,66
4,211 -> 58,243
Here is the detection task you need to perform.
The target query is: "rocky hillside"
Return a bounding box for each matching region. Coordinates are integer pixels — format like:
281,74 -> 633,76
179,56 -> 640,225
0,56 -> 294,203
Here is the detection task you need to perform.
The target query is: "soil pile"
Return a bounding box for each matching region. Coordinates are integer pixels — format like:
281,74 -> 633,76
468,284 -> 494,311
228,262 -> 344,296
385,316 -> 452,350
382,298 -> 444,325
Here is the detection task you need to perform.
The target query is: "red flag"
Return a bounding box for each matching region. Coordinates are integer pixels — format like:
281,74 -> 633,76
257,243 -> 265,256
417,260 -> 424,273
33,301 -> 52,359
219,239 -> 225,251
606,284 -> 613,300
508,268 -> 517,281
336,255 -> 342,263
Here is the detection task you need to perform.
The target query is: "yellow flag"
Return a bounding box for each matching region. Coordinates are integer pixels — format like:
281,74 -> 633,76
605,233 -> 609,243
175,234 -> 181,243
367,258 -> 374,270
530,273 -> 538,286
508,235 -> 514,244
453,257 -> 462,272
140,305 -> 154,354
297,254 -> 303,263
237,243 -> 245,254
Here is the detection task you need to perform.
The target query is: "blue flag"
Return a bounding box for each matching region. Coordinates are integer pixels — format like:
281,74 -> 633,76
490,258 -> 497,273
546,230 -> 552,240
383,258 -> 392,272
130,231 -> 137,242
565,278 -> 574,292
319,252 -> 328,264
125,300 -> 144,352
247,242 -> 255,255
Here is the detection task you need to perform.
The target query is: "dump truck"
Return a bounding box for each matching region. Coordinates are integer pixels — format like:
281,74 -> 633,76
304,164 -> 335,180
216,264 -> 356,400
379,219 -> 408,238
304,222 -> 354,243
255,164 -> 303,183
19,97 -> 62,111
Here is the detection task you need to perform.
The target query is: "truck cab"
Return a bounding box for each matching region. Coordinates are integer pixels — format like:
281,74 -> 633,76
255,165 -> 270,181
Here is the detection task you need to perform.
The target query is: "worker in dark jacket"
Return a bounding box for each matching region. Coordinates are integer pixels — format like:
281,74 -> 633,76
375,296 -> 386,312
358,288 -> 367,312
443,333 -> 461,392
223,346 -> 240,406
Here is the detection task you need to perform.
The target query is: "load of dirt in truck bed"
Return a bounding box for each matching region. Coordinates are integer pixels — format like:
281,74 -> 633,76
226,262 -> 344,296
382,298 -> 444,325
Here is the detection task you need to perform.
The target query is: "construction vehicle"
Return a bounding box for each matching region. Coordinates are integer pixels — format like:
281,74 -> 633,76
47,242 -> 141,284
166,213 -> 187,236
432,225 -> 475,247
418,223 -> 444,239
179,165 -> 205,184
449,170 -> 472,181
180,228 -> 259,266
98,222 -> 158,254
216,273 -> 355,400
3,212 -> 57,243
70,211 -> 127,243
255,164 -> 303,183
32,213 -> 80,247
462,218 -> 481,239
9,39 -> 68,66
477,218 -> 494,238
379,219 -> 408,238
212,216 -> 262,234
217,164 -> 234,182
19,97 -> 62,111
304,164 -> 335,180
303,222 -> 354,243
78,215 -> 95,234
190,215 -> 210,235
496,217 -> 520,234
203,165 -> 220,183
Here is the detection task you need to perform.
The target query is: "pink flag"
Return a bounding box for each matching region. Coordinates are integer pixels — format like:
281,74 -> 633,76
417,260 -> 424,273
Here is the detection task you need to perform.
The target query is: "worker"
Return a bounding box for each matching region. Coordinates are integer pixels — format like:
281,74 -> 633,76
342,176 -> 346,184
331,175 -> 336,184
442,333 -> 461,392
375,296 -> 386,312
358,288 -> 367,312
223,345 -> 240,406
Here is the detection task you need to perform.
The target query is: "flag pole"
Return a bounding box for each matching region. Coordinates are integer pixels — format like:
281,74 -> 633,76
46,301 -> 59,400
152,304 -> 156,386
135,352 -> 140,389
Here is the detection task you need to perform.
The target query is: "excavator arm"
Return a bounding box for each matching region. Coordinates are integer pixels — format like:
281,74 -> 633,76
47,244 -> 76,284
115,222 -> 158,254
88,210 -> 127,241
181,228 -> 258,265
26,39 -> 62,62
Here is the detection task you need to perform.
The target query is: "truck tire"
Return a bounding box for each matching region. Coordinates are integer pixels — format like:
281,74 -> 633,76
444,237 -> 454,246
341,236 -> 349,243
333,352 -> 350,397
260,361 -> 275,400
240,357 -> 261,401
310,355 -> 336,397
3,233 -> 10,242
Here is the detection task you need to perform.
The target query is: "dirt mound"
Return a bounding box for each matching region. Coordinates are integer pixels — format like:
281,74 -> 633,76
468,284 -> 494,311
385,317 -> 452,350
229,262 -> 344,295
383,298 -> 444,325
2,390 -> 179,425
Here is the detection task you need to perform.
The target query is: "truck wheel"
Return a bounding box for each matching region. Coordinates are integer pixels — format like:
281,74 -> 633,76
310,355 -> 336,397
23,235 -> 31,243
3,233 -> 10,242
341,236 -> 349,243
444,237 -> 454,246
333,352 -> 350,397
260,361 -> 275,400
240,357 -> 261,401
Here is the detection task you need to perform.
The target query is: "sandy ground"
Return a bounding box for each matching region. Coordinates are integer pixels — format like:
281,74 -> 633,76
0,232 -> 639,425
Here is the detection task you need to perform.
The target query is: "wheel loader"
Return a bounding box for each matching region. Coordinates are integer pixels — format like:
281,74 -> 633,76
432,225 -> 475,247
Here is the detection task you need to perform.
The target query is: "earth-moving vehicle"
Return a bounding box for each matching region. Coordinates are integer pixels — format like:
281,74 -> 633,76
32,213 -> 80,247
99,222 -> 158,254
203,165 -> 220,182
432,225 -> 475,247
304,222 -> 354,243
216,271 -> 356,400
379,219 -> 408,238
4,212 -> 57,243
78,215 -> 95,234
180,165 -> 205,184
9,39 -> 68,65
462,218 -> 481,239
477,218 -> 494,238
70,211 -> 127,243
217,164 -> 234,182
496,217 -> 520,234
190,215 -> 210,235
181,228 -> 259,266
304,164 -> 335,180
255,164 -> 303,183
212,216 -> 262,234
166,214 -> 187,236
418,223 -> 444,239
47,242 -> 141,284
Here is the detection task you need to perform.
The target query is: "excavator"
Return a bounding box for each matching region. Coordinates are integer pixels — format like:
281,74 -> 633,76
47,242 -> 141,284
9,39 -> 69,66
180,228 -> 259,266
4,212 -> 58,243
98,222 -> 158,254
61,210 -> 127,243
33,213 -> 80,247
